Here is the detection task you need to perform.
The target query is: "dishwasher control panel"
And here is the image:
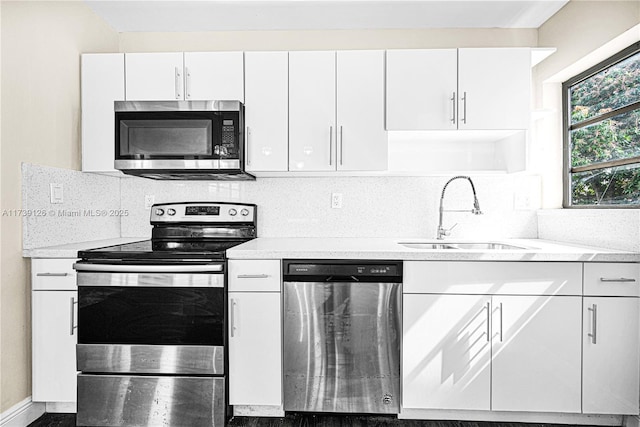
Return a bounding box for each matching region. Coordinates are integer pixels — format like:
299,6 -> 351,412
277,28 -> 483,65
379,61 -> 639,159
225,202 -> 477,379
283,261 -> 402,282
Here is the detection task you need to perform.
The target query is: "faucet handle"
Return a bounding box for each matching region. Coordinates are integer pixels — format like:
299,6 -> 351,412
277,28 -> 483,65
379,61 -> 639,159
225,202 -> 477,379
438,222 -> 458,240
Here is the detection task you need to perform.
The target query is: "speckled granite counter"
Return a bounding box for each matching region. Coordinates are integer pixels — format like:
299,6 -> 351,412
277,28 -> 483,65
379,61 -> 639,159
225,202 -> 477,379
226,238 -> 640,262
24,237 -> 147,258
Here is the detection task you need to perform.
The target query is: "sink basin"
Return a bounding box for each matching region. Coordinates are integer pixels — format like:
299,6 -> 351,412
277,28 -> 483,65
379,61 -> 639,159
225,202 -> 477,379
399,243 -> 459,250
398,241 -> 531,250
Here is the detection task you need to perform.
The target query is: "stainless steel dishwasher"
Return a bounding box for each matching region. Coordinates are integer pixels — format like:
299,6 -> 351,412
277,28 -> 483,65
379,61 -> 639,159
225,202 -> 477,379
283,260 -> 402,414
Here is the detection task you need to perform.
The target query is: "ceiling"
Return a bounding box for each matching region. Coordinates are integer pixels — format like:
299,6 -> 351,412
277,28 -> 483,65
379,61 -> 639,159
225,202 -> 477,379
83,0 -> 569,32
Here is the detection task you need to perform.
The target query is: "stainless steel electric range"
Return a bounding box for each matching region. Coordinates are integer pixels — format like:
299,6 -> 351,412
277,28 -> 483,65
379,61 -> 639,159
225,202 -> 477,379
73,202 -> 257,427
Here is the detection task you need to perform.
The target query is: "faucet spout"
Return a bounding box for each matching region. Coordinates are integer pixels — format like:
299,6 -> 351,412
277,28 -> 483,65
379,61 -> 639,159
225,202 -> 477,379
437,176 -> 483,240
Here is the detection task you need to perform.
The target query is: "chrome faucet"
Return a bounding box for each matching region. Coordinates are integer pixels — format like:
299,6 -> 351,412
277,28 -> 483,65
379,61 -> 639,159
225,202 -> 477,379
437,176 -> 482,240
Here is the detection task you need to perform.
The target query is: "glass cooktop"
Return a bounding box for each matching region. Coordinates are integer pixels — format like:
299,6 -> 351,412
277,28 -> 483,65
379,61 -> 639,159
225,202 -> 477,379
78,239 -> 247,261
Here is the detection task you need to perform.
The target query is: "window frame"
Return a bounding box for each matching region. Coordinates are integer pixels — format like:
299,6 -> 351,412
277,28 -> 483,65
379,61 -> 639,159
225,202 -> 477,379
562,41 -> 640,208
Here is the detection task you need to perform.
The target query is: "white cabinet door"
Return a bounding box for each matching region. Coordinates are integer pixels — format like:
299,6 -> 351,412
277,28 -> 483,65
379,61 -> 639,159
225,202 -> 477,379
32,291 -> 77,402
403,294 -> 491,410
184,52 -> 244,101
125,52 -> 184,100
81,54 -> 124,173
457,48 -> 530,130
228,292 -> 282,406
289,51 -> 336,171
386,49 -> 458,130
491,295 -> 582,413
244,52 -> 288,172
336,50 -> 387,171
583,297 -> 640,415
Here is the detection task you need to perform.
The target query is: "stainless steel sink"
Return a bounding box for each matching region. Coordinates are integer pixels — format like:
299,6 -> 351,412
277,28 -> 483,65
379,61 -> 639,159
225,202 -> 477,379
398,241 -> 531,250
399,243 -> 459,250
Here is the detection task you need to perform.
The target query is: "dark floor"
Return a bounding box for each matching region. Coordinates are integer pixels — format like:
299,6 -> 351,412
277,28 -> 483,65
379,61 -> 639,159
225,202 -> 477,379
28,413 -> 601,427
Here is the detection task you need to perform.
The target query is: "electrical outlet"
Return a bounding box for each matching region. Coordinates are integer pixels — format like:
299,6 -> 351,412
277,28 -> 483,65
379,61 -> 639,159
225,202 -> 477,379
50,183 -> 63,204
331,193 -> 343,209
144,195 -> 155,210
514,193 -> 531,210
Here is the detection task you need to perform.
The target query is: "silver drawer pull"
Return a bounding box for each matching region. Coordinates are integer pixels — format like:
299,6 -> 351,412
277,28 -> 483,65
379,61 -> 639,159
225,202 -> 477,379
600,277 -> 637,283
237,274 -> 270,279
37,272 -> 70,277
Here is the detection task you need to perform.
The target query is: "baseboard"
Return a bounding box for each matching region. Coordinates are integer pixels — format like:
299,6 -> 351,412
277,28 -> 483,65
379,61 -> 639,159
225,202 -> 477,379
0,397 -> 45,427
232,405 -> 285,417
624,415 -> 640,427
45,402 -> 76,413
399,408 -> 623,426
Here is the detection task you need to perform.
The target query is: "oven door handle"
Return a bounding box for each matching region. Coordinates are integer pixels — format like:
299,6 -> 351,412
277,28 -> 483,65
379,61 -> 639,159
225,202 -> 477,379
73,263 -> 224,273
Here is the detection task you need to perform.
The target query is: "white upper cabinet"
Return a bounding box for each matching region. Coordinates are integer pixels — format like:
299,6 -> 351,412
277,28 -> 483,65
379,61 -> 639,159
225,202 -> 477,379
244,52 -> 289,172
386,49 -> 458,131
386,48 -> 531,131
81,54 -> 125,173
125,52 -> 184,101
289,51 -> 337,171
125,52 -> 244,101
458,48 -> 531,130
336,50 -> 387,171
183,52 -> 244,101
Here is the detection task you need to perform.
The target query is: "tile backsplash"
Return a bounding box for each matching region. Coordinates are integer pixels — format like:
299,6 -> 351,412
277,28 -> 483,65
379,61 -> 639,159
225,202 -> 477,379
538,209 -> 640,252
119,174 -> 541,239
22,164 -> 121,250
25,164 -> 638,252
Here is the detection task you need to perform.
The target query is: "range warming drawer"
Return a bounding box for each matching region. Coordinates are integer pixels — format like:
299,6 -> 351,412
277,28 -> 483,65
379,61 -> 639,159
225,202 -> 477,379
77,374 -> 225,427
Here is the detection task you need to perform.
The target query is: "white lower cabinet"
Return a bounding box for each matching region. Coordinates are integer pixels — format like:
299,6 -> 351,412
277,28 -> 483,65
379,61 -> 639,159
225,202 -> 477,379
402,261 -> 583,414
403,293 -> 581,413
31,258 -> 78,404
228,260 -> 282,408
491,295 -> 581,413
403,294 -> 491,410
583,296 -> 640,415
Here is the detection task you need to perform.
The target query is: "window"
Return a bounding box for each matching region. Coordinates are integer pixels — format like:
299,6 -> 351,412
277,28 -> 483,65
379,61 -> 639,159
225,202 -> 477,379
563,42 -> 640,207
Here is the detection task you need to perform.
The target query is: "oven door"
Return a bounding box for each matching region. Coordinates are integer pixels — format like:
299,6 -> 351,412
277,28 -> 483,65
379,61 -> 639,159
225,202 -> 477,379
114,101 -> 243,171
74,262 -> 225,375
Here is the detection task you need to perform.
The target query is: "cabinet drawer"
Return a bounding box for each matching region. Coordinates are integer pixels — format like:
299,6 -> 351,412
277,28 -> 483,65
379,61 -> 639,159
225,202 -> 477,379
32,258 -> 78,291
228,260 -> 281,292
584,263 -> 640,297
404,261 -> 582,295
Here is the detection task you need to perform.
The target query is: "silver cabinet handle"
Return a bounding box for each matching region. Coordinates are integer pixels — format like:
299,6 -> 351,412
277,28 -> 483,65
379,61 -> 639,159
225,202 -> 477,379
450,91 -> 456,124
37,272 -> 69,277
237,274 -> 270,279
246,127 -> 251,166
339,126 -> 343,166
230,298 -> 237,337
588,304 -> 598,344
600,277 -> 637,283
329,126 -> 333,166
499,302 -> 503,342
485,302 -> 490,342
175,66 -> 182,99
185,67 -> 191,99
70,297 -> 78,336
461,91 -> 467,124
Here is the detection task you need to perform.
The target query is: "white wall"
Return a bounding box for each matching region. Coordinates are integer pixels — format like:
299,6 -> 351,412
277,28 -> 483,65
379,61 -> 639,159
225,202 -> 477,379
0,1 -> 118,413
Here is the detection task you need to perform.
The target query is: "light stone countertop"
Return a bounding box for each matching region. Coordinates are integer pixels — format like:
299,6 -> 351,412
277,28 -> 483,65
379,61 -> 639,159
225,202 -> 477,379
226,238 -> 640,263
24,237 -> 147,258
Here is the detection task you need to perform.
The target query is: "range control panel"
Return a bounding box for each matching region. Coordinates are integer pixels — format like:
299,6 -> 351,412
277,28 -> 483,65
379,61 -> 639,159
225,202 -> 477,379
150,202 -> 256,224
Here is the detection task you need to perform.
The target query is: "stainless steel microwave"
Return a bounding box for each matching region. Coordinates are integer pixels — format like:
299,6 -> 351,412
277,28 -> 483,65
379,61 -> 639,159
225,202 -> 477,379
114,100 -> 254,180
